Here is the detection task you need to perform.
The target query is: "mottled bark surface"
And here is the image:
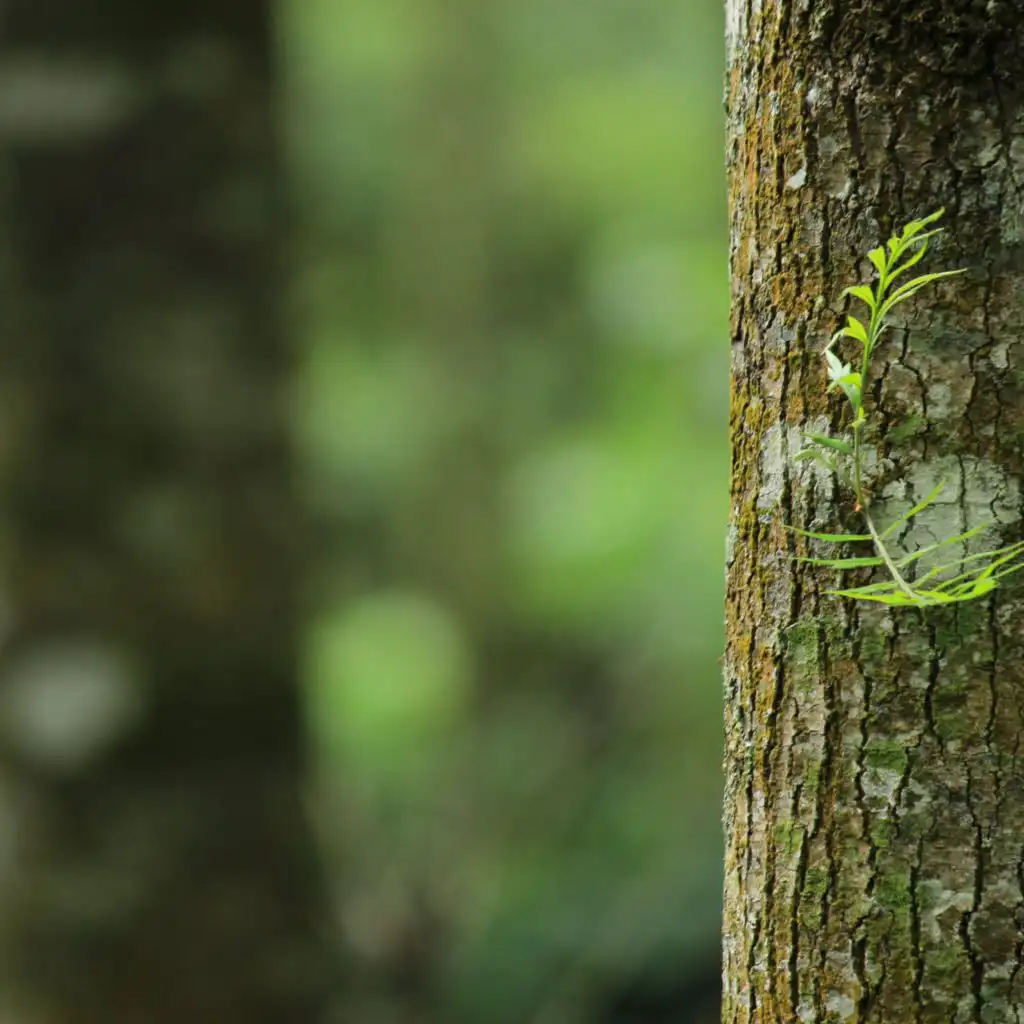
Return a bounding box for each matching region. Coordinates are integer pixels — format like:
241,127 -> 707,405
0,3 -> 328,1021
723,2 -> 1024,1021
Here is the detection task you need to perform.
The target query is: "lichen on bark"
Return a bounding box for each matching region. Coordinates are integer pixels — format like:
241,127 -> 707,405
722,2 -> 1024,1021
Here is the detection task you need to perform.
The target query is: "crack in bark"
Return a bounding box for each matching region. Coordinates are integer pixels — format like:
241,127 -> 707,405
962,796 -> 986,1024
911,838 -> 924,1024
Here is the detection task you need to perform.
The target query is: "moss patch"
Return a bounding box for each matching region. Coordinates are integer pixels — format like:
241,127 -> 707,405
863,739 -> 909,774
875,870 -> 912,912
772,819 -> 805,857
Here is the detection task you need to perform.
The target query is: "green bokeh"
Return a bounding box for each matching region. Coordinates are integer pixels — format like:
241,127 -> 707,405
283,1 -> 729,1019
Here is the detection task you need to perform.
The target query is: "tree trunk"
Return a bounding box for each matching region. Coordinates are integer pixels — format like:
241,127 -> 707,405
0,4 -> 328,1021
723,3 -> 1024,1022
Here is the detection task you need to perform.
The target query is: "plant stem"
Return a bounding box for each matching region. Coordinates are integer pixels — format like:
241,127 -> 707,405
852,422 -> 864,509
852,409 -> 920,602
864,507 -> 920,601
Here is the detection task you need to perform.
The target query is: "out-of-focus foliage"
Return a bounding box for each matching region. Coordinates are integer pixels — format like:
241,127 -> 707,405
281,0 -> 728,1019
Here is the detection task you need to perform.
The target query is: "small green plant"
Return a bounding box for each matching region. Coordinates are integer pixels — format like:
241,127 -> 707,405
791,209 -> 1024,606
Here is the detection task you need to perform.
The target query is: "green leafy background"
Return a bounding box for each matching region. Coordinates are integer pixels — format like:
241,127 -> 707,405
283,0 -> 729,1019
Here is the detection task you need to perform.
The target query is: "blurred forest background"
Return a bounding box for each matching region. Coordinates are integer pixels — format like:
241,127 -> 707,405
289,0 -> 729,1019
0,0 -> 728,1022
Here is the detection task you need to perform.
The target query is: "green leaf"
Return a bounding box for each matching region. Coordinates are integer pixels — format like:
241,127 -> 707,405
867,246 -> 888,277
941,546 -> 1024,587
935,523 -> 988,546
843,315 -> 869,345
966,550 -> 1024,588
823,348 -> 861,407
828,372 -> 862,408
886,229 -> 943,272
969,580 -> 1000,598
877,269 -> 967,320
793,449 -> 835,470
894,525 -> 988,568
913,589 -> 966,605
824,347 -> 848,379
919,542 -> 1024,591
909,590 -> 979,605
784,525 -> 871,542
801,209 -> 979,610
951,577 -> 999,599
796,555 -> 884,569
804,432 -> 853,454
827,579 -> 901,596
842,284 -> 876,308
826,586 -> 919,605
885,236 -> 930,282
985,558 -> 1024,583
880,480 -> 946,537
891,211 -> 945,254
901,209 -> 945,239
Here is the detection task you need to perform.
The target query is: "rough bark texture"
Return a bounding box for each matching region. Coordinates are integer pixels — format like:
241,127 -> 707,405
723,2 -> 1024,1021
0,3 -> 329,1021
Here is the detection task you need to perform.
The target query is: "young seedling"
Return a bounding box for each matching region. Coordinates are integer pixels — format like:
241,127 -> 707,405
790,209 -> 1024,606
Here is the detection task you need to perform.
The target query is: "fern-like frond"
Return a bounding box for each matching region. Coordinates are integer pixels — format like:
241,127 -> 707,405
788,209 -> 1022,608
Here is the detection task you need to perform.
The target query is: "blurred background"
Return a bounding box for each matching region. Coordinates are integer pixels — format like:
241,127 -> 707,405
0,1 -> 728,1022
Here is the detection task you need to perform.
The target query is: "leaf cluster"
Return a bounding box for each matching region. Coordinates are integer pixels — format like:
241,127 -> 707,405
790,210 -> 1024,607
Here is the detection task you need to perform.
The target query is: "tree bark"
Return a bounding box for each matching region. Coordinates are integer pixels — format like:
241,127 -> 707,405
0,3 -> 328,1021
723,2 -> 1024,1021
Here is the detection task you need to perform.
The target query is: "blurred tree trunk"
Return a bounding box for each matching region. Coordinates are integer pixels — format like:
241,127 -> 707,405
723,3 -> 1024,1021
0,3 -> 328,1022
